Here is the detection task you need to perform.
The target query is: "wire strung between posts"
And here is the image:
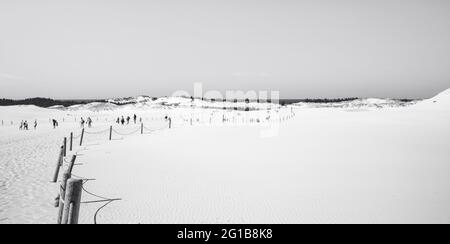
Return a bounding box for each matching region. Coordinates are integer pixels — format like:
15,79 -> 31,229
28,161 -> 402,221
70,173 -> 96,181
58,122 -> 169,224
81,181 -> 111,201
72,133 -> 81,139
81,199 -> 122,204
63,154 -> 79,164
112,128 -> 141,136
94,200 -> 118,225
84,129 -> 110,135
62,158 -> 76,168
63,158 -> 71,165
80,180 -> 121,224
142,125 -> 168,133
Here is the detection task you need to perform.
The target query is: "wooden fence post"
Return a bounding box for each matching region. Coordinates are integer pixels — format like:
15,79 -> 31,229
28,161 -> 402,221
61,179 -> 83,224
57,172 -> 71,224
52,146 -> 64,183
67,155 -> 77,175
70,133 -> 73,151
63,137 -> 67,157
109,126 -> 112,141
79,128 -> 84,146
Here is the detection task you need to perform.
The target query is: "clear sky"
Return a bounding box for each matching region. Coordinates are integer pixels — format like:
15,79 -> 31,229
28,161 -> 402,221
1,0 -> 449,99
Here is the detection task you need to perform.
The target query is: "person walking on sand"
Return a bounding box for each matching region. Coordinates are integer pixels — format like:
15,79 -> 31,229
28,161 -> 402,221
34,120 -> 37,130
116,117 -> 120,124
19,120 -> 24,130
87,117 -> 92,128
52,119 -> 57,129
165,116 -> 172,129
121,116 -> 125,125
80,118 -> 85,128
126,116 -> 131,124
133,114 -> 137,124
24,121 -> 29,130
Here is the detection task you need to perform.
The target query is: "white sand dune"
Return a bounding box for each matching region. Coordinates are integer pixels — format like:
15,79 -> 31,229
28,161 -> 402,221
413,89 -> 450,111
0,90 -> 449,224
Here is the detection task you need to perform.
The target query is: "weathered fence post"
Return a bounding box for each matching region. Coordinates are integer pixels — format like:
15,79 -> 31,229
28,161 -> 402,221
168,118 -> 172,129
141,123 -> 143,134
52,146 -> 64,183
79,128 -> 84,146
57,172 -> 71,224
109,126 -> 112,141
63,137 -> 67,157
67,155 -> 77,175
70,133 -> 73,151
61,179 -> 83,224
56,155 -> 77,223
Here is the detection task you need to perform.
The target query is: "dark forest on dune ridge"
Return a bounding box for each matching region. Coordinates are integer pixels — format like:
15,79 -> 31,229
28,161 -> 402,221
1,97 -> 361,108
0,97 -> 416,108
0,98 -> 103,108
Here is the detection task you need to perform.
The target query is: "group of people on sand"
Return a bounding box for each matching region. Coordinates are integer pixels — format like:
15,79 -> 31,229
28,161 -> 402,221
18,115 -> 145,131
20,119 -> 59,130
80,117 -> 93,128
19,120 -> 37,130
116,114 -> 141,125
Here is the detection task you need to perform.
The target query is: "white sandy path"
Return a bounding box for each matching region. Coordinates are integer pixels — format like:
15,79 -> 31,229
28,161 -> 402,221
75,105 -> 450,224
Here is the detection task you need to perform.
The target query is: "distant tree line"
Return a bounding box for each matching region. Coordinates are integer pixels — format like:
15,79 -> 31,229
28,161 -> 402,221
394,99 -> 414,103
0,98 -> 104,108
297,98 -> 359,103
3,96 -> 395,108
280,98 -> 359,105
185,96 -> 360,105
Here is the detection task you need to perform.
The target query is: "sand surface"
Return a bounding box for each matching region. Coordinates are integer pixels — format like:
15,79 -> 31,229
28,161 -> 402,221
1,91 -> 449,224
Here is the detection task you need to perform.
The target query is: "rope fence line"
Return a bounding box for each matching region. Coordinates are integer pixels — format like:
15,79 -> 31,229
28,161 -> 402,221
72,133 -> 82,139
51,110 -> 297,224
80,180 -> 122,224
142,125 -> 169,134
2,107 -> 296,127
53,143 -> 122,224
55,120 -> 173,224
52,118 -> 173,224
93,199 -> 120,225
112,127 -> 141,136
71,173 -> 96,181
84,128 -> 110,135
